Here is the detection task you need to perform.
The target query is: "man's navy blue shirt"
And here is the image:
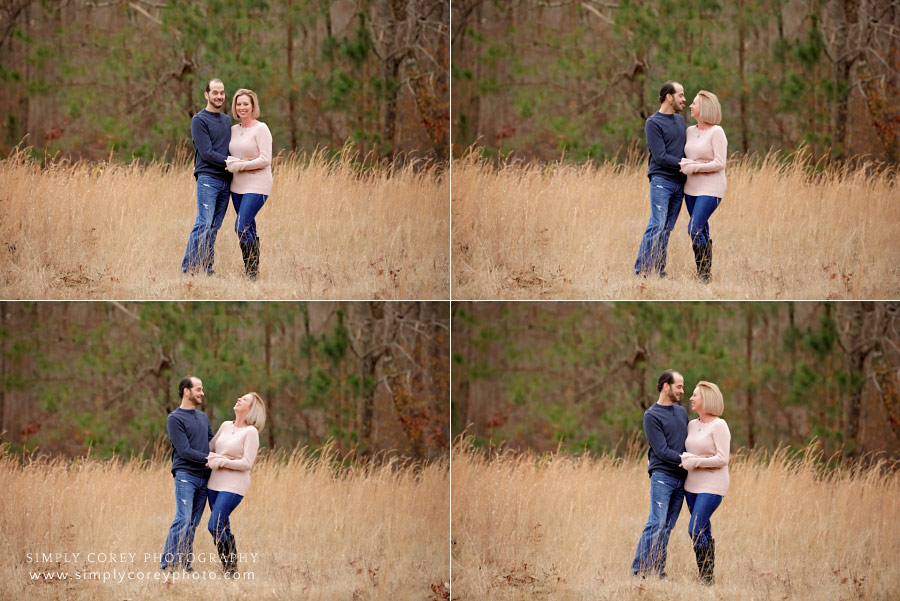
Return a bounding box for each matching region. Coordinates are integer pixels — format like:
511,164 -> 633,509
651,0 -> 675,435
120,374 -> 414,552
190,109 -> 233,182
167,408 -> 214,478
643,402 -> 689,480
645,111 -> 687,184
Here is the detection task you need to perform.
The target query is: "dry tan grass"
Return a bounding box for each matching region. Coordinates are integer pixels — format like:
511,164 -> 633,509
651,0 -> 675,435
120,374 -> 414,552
452,151 -> 900,299
0,448 -> 450,601
451,443 -> 900,601
0,150 -> 449,299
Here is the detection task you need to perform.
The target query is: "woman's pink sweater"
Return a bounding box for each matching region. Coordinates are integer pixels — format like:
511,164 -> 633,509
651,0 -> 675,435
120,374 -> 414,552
207,421 -> 259,496
681,125 -> 728,199
228,121 -> 273,195
681,417 -> 731,496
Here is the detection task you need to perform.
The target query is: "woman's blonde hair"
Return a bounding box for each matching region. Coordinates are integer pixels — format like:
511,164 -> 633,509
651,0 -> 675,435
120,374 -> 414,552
697,381 -> 724,416
245,392 -> 266,432
231,88 -> 260,119
695,90 -> 722,125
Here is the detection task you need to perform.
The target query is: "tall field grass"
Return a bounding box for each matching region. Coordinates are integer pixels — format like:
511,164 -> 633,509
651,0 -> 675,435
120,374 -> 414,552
452,151 -> 900,299
452,443 -> 900,601
0,447 -> 450,601
0,149 -> 449,299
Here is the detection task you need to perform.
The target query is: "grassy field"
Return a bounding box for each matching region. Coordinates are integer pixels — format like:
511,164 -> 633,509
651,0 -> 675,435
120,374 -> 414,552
0,447 -> 450,601
0,149 -> 449,299
451,443 -> 900,601
452,151 -> 900,299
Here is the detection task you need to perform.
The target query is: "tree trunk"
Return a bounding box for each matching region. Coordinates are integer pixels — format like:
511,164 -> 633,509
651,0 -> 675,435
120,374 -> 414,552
839,302 -> 874,457
746,308 -> 755,449
737,0 -> 749,154
831,0 -> 861,160
0,301 -> 6,438
356,301 -> 386,455
382,55 -> 403,158
285,0 -> 298,151
265,318 -> 275,449
378,0 -> 408,158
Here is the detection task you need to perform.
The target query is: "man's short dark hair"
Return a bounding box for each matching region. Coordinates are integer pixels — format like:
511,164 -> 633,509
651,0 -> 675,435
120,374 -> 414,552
657,369 -> 679,392
205,78 -> 224,93
178,376 -> 196,398
658,81 -> 678,104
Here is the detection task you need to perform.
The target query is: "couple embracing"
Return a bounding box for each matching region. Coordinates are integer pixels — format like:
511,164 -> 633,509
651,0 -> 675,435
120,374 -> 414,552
181,78 -> 273,280
635,81 -> 727,283
160,376 -> 267,576
632,370 -> 731,584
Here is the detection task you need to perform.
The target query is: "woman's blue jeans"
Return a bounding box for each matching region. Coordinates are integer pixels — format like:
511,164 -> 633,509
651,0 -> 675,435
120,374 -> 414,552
231,193 -> 268,245
632,471 -> 685,576
207,489 -> 244,543
684,491 -> 723,547
684,195 -> 721,247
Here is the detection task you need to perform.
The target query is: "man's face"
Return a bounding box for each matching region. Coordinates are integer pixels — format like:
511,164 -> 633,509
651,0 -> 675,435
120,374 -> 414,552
668,84 -> 686,112
666,373 -> 685,402
205,82 -> 226,110
188,378 -> 205,405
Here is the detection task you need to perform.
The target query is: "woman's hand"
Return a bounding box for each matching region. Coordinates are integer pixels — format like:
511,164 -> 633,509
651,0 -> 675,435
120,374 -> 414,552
208,455 -> 227,469
225,156 -> 243,173
680,157 -> 713,174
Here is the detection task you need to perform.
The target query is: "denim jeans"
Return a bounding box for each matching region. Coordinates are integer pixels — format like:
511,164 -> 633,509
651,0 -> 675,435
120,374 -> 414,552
207,489 -> 244,543
161,470 -> 208,570
182,174 -> 230,273
684,491 -> 723,547
231,192 -> 268,245
684,195 -> 721,247
632,471 -> 685,576
634,176 -> 684,276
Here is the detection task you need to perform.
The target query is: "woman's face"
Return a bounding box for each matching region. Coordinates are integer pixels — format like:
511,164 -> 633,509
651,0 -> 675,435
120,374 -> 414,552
234,393 -> 253,416
235,95 -> 253,120
689,96 -> 701,122
690,387 -> 704,414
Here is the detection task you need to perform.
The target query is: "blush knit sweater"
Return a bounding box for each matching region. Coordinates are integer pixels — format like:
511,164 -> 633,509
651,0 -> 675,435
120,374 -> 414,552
207,421 -> 260,496
681,125 -> 728,198
681,417 -> 731,496
228,121 -> 273,195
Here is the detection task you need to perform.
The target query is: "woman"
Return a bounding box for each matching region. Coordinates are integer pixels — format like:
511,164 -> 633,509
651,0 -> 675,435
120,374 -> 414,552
680,381 -> 730,585
226,88 -> 273,280
206,392 -> 266,576
679,90 -> 727,283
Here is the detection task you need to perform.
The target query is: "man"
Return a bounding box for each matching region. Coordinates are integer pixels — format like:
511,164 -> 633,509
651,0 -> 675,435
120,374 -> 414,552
181,78 -> 232,275
634,81 -> 687,278
160,376 -> 214,572
631,369 -> 689,578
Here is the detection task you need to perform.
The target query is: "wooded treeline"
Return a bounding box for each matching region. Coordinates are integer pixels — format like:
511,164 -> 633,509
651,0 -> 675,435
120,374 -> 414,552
452,0 -> 900,163
452,302 -> 900,459
0,0 -> 449,161
0,301 -> 449,460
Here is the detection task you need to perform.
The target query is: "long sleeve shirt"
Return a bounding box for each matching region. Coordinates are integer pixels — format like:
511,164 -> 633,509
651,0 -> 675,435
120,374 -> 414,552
681,125 -> 728,198
167,408 -> 214,478
681,418 -> 731,496
207,421 -> 260,496
645,111 -> 687,184
228,121 -> 273,195
190,109 -> 233,182
643,402 -> 689,480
